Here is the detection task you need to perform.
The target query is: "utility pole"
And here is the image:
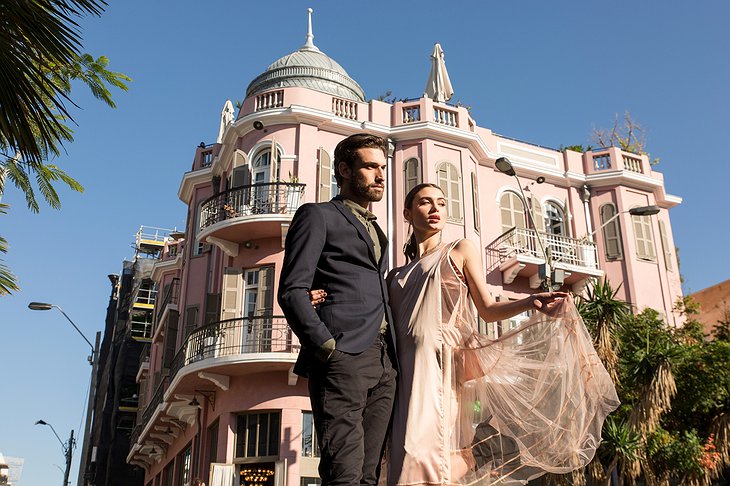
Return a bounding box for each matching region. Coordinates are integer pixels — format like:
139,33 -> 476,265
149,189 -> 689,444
63,429 -> 75,486
78,331 -> 101,486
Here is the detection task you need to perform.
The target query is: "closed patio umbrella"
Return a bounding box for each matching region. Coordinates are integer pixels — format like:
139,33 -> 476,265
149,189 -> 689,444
424,43 -> 454,103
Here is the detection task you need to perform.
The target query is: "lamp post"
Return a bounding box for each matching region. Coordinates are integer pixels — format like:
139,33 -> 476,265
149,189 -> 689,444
495,157 -> 560,289
588,205 -> 661,241
29,303 -> 101,486
36,420 -> 74,486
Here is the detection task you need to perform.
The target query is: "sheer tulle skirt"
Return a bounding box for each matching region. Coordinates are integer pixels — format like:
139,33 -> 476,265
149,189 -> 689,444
386,243 -> 619,486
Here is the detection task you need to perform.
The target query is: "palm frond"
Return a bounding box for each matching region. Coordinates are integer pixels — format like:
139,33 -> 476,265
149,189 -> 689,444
0,0 -> 108,163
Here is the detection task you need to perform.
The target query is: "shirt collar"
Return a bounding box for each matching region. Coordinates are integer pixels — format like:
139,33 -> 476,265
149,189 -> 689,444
337,196 -> 377,221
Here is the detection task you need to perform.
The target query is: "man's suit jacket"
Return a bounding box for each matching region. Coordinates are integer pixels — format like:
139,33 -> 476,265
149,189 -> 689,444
278,198 -> 396,376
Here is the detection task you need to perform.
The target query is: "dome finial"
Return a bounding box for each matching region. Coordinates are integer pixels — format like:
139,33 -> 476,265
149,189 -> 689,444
302,7 -> 319,51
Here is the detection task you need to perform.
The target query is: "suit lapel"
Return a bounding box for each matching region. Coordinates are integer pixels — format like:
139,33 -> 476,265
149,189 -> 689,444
331,199 -> 378,265
373,220 -> 389,269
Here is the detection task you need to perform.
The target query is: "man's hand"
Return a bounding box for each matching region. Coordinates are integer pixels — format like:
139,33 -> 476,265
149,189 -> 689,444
309,289 -> 327,307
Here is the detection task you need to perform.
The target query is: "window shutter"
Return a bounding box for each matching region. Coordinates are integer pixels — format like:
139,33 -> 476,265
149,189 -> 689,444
471,172 -> 480,233
600,204 -> 623,260
183,306 -> 198,344
319,148 -> 332,202
162,311 -> 179,369
438,163 -> 462,221
204,293 -> 221,325
221,268 -> 242,320
231,165 -> 250,188
633,212 -> 656,261
405,158 -> 420,195
256,266 -> 275,316
500,192 -> 526,233
531,197 -> 545,232
659,220 -> 673,270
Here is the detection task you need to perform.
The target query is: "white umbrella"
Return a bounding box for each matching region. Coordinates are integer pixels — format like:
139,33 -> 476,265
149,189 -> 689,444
424,43 -> 454,102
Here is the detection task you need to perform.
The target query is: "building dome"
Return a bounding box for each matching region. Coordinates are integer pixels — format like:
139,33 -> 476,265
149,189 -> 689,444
245,10 -> 365,102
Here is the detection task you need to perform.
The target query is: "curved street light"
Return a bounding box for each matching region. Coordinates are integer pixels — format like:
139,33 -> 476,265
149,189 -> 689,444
36,419 -> 74,486
29,302 -> 101,486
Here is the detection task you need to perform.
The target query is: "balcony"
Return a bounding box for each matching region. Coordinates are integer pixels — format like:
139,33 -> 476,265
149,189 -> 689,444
587,147 -> 648,175
198,182 -> 305,250
129,315 -> 298,462
167,315 -> 298,392
486,227 -> 604,291
152,278 -> 180,343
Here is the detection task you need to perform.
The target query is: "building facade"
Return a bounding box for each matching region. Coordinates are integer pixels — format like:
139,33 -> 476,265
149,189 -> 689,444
126,11 -> 683,486
85,227 -> 175,486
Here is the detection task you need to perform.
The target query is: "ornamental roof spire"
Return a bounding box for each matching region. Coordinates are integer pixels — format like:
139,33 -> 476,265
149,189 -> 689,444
301,8 -> 319,52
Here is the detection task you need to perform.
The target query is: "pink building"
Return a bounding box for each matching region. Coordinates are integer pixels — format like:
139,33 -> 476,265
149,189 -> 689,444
128,10 -> 682,486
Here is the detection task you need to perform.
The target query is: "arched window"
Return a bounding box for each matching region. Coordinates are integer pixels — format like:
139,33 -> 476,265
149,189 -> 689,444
499,191 -> 526,234
437,162 -> 462,221
404,158 -> 421,195
252,149 -> 273,185
658,220 -> 673,271
318,148 -> 337,202
600,203 -> 623,260
632,207 -> 656,261
543,202 -> 566,236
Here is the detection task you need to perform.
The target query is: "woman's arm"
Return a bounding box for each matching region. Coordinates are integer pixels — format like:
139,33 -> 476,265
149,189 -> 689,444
451,239 -> 566,323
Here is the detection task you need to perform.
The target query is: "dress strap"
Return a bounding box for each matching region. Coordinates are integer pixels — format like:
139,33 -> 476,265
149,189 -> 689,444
444,239 -> 468,286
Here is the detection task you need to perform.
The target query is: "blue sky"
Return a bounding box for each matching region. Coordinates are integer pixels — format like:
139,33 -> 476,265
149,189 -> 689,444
1,1 -> 728,484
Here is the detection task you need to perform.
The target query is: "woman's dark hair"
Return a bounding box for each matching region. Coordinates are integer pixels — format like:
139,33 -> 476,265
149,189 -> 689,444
403,183 -> 444,262
333,133 -> 388,186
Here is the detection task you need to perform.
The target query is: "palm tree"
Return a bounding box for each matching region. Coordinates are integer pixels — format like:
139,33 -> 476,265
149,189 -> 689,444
0,0 -> 115,164
599,417 -> 642,486
0,0 -> 130,294
0,204 -> 19,295
577,278 -> 630,385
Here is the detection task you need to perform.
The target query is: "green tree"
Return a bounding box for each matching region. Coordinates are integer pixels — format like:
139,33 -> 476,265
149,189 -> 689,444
591,111 -> 660,165
0,0 -> 131,294
570,284 -> 730,485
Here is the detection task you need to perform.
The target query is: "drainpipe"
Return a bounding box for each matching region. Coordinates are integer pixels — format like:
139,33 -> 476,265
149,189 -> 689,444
387,139 -> 396,272
581,185 -> 593,237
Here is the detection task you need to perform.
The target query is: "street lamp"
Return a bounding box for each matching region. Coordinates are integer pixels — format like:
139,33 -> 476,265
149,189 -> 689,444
494,157 -> 561,289
36,420 -> 74,486
588,205 -> 661,241
28,302 -> 101,486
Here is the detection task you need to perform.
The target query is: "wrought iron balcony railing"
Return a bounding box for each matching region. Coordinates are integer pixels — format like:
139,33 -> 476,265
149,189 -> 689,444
168,316 -> 298,383
155,278 -> 180,325
200,182 -> 305,230
486,227 -> 599,272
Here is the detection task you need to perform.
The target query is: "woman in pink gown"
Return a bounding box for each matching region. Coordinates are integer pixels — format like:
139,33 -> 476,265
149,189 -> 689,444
385,184 -> 619,486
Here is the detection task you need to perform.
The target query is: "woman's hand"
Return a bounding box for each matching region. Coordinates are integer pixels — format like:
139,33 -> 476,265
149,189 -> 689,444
309,289 -> 327,307
531,291 -> 569,316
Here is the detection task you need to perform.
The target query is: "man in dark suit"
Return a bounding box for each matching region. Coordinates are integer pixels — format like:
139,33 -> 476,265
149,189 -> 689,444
278,133 -> 397,486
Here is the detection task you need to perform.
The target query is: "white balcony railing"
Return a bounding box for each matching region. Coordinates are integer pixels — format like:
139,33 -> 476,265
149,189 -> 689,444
332,97 -> 358,120
433,106 -> 457,127
486,227 -> 599,272
402,105 -> 421,123
255,90 -> 284,111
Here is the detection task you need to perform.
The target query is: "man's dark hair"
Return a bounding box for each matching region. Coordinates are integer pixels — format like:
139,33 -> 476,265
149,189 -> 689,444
333,133 -> 388,186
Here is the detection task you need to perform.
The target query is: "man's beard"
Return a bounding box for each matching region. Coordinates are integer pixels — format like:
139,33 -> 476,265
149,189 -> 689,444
350,173 -> 384,202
